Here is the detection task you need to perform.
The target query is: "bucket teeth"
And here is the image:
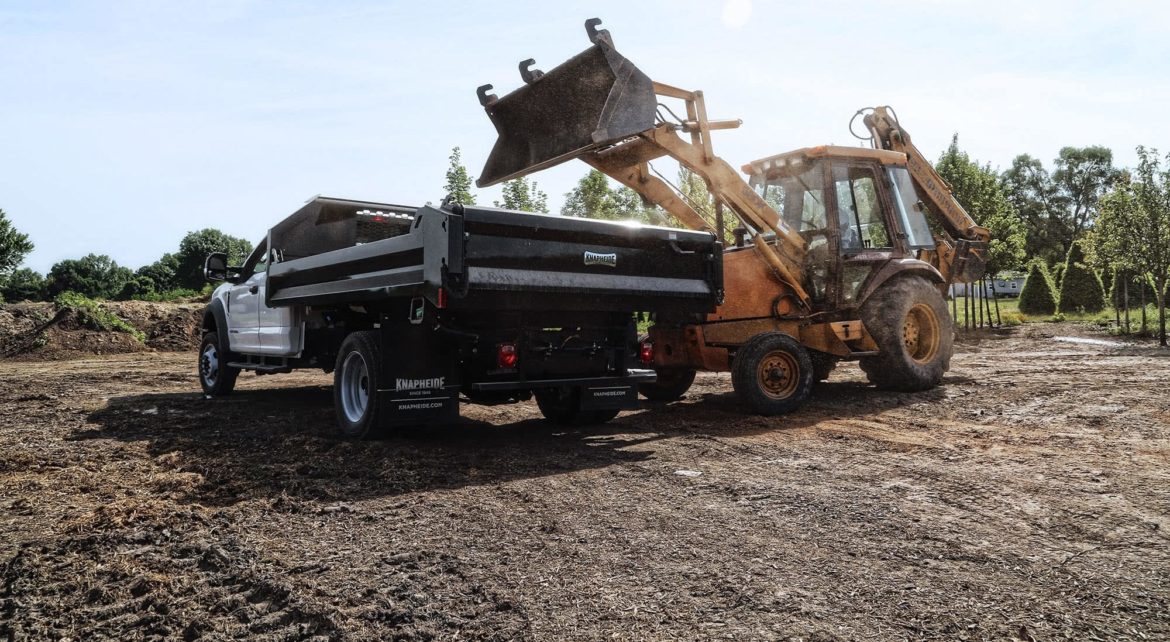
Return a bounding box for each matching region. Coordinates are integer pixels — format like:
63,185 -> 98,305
476,84 -> 497,108
519,59 -> 544,85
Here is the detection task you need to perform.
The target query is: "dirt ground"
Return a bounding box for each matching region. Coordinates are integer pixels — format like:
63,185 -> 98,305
1,324 -> 1168,641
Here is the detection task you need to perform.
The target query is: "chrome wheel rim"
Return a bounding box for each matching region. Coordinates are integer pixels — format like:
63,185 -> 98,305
200,344 -> 219,386
339,351 -> 370,424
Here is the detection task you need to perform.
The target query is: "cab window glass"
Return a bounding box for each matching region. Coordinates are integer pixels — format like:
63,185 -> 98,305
834,165 -> 890,252
886,167 -> 936,250
754,163 -> 828,233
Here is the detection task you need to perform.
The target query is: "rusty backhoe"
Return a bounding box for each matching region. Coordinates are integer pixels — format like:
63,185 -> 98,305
474,19 -> 991,415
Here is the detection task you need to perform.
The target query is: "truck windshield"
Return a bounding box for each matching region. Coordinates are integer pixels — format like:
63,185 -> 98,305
886,167 -> 935,250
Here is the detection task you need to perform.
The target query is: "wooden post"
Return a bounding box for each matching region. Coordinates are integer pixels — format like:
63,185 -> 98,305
990,279 -> 1002,326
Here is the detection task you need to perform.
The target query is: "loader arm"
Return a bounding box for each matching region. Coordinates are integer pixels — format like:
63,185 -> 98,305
475,19 -> 812,305
862,107 -> 991,283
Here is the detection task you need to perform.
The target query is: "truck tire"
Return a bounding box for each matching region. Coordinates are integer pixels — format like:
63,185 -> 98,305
731,332 -> 814,415
333,331 -> 383,439
858,276 -> 953,391
199,331 -> 239,396
638,368 -> 696,402
535,388 -> 619,426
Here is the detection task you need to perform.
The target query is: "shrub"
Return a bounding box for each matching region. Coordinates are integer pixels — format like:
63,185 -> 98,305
54,291 -> 145,343
2,267 -> 47,301
1018,261 -> 1057,315
117,275 -> 156,301
1057,241 -> 1106,313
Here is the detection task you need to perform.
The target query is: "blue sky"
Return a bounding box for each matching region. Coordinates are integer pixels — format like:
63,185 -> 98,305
2,0 -> 1167,274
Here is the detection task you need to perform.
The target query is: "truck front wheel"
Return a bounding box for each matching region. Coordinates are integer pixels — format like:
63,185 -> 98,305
199,331 -> 239,396
333,331 -> 383,439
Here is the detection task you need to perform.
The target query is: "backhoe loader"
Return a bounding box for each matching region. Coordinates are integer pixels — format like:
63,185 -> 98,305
474,19 -> 991,415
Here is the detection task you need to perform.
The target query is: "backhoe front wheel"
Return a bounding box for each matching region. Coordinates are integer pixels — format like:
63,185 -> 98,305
858,276 -> 954,391
638,368 -> 696,402
731,332 -> 814,416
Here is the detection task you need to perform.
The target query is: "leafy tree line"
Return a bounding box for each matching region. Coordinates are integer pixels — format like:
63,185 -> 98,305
0,216 -> 252,303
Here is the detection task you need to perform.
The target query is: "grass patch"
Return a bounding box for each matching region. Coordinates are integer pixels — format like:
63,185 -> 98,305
54,291 -> 146,343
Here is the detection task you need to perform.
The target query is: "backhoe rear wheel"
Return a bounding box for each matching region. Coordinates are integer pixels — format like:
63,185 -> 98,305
731,332 -> 814,416
858,276 -> 954,391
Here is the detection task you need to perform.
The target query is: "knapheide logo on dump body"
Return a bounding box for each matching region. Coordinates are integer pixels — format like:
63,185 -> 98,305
395,377 -> 445,391
584,251 -> 617,267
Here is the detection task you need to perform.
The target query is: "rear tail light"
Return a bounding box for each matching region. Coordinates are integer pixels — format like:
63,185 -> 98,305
497,343 -> 518,369
639,340 -> 654,366
436,287 -> 447,309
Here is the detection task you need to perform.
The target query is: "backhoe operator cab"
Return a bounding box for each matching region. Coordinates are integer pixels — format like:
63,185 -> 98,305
743,146 -> 938,308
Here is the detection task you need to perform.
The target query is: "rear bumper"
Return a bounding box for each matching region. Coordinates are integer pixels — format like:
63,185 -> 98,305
468,369 -> 656,392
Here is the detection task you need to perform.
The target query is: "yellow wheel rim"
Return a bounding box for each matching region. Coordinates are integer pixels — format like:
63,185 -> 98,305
903,303 -> 941,365
757,351 -> 799,399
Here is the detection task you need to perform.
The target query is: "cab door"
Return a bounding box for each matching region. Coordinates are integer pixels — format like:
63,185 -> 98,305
227,270 -> 263,353
830,162 -> 896,306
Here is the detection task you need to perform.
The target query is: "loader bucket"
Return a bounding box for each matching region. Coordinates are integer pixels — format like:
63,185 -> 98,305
476,19 -> 657,187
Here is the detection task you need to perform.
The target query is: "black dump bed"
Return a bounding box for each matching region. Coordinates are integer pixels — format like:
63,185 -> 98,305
264,196 -> 721,313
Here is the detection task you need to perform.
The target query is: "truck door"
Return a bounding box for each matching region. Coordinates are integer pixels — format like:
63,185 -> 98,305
257,252 -> 301,356
226,253 -> 265,354
831,162 -> 895,305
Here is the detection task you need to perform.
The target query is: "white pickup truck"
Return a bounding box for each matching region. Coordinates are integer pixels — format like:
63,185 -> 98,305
199,196 -> 723,438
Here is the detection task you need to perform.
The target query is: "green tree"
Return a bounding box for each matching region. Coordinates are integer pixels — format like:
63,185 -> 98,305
137,252 -> 181,291
1,267 -> 46,302
1053,146 -> 1119,242
495,177 -> 548,213
935,136 -> 1026,277
1057,240 -> 1106,313
1001,147 -> 1118,266
1127,147 -> 1170,345
443,147 -> 477,205
1018,260 -> 1057,315
117,275 -> 156,300
47,254 -> 133,299
0,208 -> 34,278
175,229 -> 253,290
561,169 -> 670,225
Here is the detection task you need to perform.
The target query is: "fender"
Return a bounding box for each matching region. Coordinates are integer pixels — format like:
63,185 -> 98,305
858,258 -> 945,306
201,297 -> 232,356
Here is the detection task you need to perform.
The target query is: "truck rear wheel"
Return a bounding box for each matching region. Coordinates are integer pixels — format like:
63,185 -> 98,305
731,332 -> 814,415
199,331 -> 238,396
333,331 -> 383,439
638,368 -> 696,402
535,388 -> 619,426
858,276 -> 953,391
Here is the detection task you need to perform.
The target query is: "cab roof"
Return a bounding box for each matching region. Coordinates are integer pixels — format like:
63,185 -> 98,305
742,145 -> 908,176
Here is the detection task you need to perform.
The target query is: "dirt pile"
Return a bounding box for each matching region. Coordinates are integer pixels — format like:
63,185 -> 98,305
0,301 -> 203,360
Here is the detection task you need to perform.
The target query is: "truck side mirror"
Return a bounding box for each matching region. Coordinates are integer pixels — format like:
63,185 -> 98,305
204,252 -> 230,282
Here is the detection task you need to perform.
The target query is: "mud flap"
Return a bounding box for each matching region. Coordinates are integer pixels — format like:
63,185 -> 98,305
375,305 -> 460,427
579,384 -> 638,411
476,19 -> 657,187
